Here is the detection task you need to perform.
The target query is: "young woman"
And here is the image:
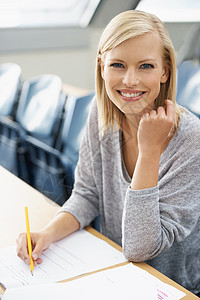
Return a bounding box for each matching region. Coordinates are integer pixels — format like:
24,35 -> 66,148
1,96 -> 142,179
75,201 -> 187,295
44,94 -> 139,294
17,10 -> 200,296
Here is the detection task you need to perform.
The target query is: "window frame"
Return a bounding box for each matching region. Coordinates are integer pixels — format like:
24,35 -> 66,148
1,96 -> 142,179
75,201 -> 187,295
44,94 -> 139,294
0,0 -> 101,52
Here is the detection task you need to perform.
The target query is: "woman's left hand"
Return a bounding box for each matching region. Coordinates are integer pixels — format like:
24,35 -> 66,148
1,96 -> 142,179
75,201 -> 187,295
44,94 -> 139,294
137,100 -> 175,154
131,100 -> 175,190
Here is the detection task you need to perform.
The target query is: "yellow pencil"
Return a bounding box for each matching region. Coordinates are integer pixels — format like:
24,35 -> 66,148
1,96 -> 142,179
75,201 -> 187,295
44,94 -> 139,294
25,206 -> 34,276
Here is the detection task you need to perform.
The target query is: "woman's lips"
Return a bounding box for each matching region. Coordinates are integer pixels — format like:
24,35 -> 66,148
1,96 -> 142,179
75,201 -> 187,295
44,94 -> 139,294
118,90 -> 145,101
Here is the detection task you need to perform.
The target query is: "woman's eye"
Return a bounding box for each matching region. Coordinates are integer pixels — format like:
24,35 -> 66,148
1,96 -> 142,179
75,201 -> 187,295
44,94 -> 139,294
110,63 -> 124,68
140,63 -> 154,69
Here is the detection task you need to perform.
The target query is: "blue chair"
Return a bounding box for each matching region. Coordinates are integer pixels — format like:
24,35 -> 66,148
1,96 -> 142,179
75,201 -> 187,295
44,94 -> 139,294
0,63 -> 21,118
16,74 -> 66,146
177,61 -> 200,118
176,24 -> 200,118
0,63 -> 22,175
0,73 -> 66,182
23,92 -> 95,206
60,92 -> 101,230
24,136 -> 69,205
58,92 -> 95,187
0,117 -> 20,176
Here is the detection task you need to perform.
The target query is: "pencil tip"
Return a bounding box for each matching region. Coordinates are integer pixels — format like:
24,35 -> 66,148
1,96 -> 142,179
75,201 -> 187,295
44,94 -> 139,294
31,271 -> 34,276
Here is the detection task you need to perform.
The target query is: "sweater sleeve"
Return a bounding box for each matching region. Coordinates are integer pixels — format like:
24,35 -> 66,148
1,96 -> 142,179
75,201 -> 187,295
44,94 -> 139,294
59,99 -> 100,228
122,113 -> 200,262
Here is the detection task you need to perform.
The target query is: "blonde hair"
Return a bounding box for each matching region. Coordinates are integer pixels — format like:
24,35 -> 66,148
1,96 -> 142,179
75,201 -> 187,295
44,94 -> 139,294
96,10 -> 182,135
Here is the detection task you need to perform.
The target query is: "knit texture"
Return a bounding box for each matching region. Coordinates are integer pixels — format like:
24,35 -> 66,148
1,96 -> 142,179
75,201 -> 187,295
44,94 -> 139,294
60,98 -> 200,294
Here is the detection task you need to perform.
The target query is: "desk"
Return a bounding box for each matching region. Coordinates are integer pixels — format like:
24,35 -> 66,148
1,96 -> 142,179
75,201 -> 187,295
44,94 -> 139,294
0,167 -> 198,299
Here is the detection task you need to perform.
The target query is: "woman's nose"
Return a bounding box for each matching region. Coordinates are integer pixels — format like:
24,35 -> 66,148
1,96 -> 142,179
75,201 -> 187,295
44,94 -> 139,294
122,68 -> 139,87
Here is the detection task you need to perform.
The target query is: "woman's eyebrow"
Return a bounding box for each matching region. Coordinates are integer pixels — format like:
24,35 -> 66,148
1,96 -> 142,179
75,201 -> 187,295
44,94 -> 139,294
107,58 -> 125,63
108,57 -> 158,62
138,58 -> 157,63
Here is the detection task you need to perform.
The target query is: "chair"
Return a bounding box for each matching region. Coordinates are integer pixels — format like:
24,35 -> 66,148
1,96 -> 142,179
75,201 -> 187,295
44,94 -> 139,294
0,73 -> 66,182
0,63 -> 22,118
176,61 -> 200,117
60,92 -> 101,230
0,63 -> 22,175
58,92 -> 95,188
17,74 -> 66,183
0,117 -> 21,176
176,24 -> 200,118
24,136 -> 69,205
16,74 -> 66,146
23,92 -> 95,206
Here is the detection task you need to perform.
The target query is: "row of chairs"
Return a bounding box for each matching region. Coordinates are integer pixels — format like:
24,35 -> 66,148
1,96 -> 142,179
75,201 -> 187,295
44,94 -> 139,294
0,63 -> 94,206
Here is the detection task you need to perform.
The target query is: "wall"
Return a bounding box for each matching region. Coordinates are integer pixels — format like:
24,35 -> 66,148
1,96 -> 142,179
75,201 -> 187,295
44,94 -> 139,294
0,16 -> 197,91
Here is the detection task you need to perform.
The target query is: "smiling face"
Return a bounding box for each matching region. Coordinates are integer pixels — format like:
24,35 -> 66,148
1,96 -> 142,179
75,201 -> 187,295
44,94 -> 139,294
101,33 -> 169,119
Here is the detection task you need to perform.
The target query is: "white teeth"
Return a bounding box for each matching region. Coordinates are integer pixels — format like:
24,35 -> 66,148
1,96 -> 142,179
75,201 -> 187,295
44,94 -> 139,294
120,91 -> 143,98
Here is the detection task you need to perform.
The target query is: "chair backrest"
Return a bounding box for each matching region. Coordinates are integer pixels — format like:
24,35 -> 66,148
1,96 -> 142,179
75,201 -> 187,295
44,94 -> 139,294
59,92 -> 94,164
24,135 -> 69,206
176,24 -> 200,118
16,74 -> 66,146
176,24 -> 200,65
0,63 -> 21,117
0,117 -> 20,176
176,61 -> 200,117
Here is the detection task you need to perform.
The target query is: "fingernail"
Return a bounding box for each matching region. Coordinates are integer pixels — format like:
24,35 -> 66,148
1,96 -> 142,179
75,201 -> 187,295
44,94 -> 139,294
32,253 -> 38,260
25,259 -> 30,264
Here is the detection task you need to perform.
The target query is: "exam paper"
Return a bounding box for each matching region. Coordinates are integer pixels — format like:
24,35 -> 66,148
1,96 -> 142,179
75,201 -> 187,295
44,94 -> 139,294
150,275 -> 186,300
0,229 -> 127,289
2,264 -> 186,300
2,264 -> 158,300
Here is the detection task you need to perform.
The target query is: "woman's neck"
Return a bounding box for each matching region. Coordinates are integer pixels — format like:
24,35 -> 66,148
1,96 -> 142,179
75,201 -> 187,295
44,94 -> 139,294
122,115 -> 140,142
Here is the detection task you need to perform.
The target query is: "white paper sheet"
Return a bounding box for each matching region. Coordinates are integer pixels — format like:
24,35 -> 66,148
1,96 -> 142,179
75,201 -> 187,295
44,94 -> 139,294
0,229 -> 127,289
2,263 -> 186,300
149,274 -> 186,300
2,264 -> 158,300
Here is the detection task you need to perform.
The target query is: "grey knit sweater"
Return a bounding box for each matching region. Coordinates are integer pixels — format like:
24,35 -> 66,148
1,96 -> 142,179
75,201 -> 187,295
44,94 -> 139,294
60,99 -> 200,294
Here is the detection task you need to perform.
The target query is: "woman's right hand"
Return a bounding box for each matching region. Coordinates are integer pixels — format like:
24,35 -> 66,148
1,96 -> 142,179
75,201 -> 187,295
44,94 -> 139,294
16,230 -> 52,266
16,212 -> 80,266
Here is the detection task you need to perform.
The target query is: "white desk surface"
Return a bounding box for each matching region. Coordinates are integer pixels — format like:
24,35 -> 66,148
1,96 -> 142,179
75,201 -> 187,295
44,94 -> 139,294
0,167 -> 198,299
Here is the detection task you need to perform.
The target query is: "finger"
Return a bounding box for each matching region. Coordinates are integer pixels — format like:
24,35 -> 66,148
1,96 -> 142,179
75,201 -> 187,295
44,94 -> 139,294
32,239 -> 45,261
165,100 -> 175,121
141,112 -> 149,121
16,233 -> 30,264
36,257 -> 43,264
157,106 -> 166,117
149,110 -> 157,117
32,257 -> 43,267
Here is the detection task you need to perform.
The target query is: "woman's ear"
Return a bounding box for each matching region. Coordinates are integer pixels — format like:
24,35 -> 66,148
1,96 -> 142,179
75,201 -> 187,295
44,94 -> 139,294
160,65 -> 169,83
